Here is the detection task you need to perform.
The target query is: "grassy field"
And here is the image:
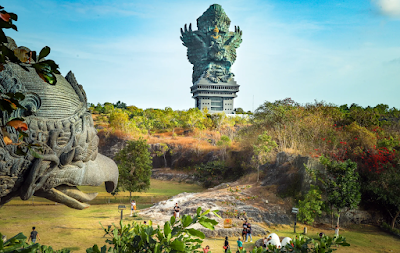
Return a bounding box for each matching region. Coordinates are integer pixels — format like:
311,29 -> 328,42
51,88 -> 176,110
1,179 -> 400,253
0,179 -> 203,252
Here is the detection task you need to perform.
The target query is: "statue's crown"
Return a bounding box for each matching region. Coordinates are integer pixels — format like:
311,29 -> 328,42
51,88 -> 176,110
197,4 -> 231,33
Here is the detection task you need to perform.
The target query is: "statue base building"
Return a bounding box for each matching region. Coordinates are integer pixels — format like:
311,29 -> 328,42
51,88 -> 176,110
190,77 -> 239,114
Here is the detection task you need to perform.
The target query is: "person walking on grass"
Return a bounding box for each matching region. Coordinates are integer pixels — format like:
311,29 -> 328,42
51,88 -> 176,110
28,227 -> 40,243
223,236 -> 230,252
174,203 -> 180,219
334,225 -> 339,238
242,219 -> 248,241
246,223 -> 253,242
237,237 -> 243,250
130,200 -> 136,216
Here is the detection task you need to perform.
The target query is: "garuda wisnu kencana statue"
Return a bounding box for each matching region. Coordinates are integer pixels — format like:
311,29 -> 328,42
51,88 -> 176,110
0,38 -> 118,210
180,4 -> 242,84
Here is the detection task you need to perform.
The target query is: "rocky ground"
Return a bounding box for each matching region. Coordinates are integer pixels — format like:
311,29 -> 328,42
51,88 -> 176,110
139,182 -> 292,237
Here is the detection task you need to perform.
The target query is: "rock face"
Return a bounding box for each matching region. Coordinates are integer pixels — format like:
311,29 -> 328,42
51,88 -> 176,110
261,152 -> 323,196
151,168 -> 197,184
140,185 -> 291,237
0,38 -> 118,210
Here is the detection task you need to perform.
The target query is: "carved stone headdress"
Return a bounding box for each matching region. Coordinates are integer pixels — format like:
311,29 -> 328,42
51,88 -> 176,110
0,38 -> 118,209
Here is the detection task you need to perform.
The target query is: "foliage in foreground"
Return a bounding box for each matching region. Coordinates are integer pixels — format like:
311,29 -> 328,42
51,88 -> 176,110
0,232 -> 69,253
88,207 -> 219,253
232,234 -> 349,253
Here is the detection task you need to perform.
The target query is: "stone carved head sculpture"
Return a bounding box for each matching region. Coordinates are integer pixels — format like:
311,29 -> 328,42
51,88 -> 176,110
0,38 -> 118,209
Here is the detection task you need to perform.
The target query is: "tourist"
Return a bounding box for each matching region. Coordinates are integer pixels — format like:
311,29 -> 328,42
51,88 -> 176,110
237,237 -> 243,250
223,236 -> 230,252
28,227 -> 40,243
130,200 -> 136,216
241,227 -> 247,241
263,236 -> 268,248
242,220 -> 248,241
334,225 -> 339,238
174,203 -> 180,219
246,223 -> 253,242
242,219 -> 248,228
203,245 -> 210,253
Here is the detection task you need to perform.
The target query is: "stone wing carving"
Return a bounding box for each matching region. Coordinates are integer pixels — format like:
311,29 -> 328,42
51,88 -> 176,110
224,26 -> 243,65
180,24 -> 207,66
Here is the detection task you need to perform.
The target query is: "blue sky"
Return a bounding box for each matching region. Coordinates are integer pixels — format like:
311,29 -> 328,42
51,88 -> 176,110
2,0 -> 400,111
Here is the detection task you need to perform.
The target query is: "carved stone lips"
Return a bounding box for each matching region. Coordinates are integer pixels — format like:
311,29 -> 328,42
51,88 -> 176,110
34,154 -> 118,209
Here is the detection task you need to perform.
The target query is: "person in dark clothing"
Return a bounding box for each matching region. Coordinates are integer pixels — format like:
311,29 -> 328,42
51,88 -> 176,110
28,227 -> 40,243
246,223 -> 253,242
242,220 -> 248,241
223,236 -> 229,252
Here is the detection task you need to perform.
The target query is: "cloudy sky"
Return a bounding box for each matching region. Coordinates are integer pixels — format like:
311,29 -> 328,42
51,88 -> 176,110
2,0 -> 400,111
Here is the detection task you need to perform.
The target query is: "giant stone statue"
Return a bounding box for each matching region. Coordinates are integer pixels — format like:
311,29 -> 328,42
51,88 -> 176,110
181,4 -> 242,114
0,38 -> 118,210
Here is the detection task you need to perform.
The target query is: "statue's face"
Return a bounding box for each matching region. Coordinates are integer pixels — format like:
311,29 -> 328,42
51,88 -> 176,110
0,60 -> 118,209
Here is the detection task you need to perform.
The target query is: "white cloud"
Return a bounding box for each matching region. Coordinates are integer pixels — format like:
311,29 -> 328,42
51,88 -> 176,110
372,0 -> 400,18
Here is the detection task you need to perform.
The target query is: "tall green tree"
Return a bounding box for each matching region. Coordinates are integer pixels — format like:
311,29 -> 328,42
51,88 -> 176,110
367,166 -> 400,229
114,138 -> 152,201
319,156 -> 361,227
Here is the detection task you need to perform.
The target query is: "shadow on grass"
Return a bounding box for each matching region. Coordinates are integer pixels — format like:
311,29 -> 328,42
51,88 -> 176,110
64,246 -> 80,251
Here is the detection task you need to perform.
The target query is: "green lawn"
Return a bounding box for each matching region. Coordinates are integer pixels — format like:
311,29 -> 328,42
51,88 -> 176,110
0,179 -> 203,252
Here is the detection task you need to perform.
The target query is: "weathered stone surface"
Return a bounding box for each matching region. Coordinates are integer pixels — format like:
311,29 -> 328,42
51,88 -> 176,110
0,38 -> 118,209
255,238 -> 264,248
261,152 -> 323,196
140,188 -> 291,233
151,168 -> 197,184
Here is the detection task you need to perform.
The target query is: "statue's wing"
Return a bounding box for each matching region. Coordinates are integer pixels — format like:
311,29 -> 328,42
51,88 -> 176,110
180,24 -> 207,65
224,26 -> 243,64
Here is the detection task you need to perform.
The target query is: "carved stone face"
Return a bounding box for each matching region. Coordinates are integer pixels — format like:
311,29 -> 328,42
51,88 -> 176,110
0,44 -> 118,209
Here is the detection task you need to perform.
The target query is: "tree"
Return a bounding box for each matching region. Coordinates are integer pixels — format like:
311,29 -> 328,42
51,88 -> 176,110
319,156 -> 361,227
109,109 -> 129,130
155,143 -> 170,168
114,138 -> 152,201
113,100 -> 127,109
298,185 -> 323,225
367,166 -> 400,229
252,132 -> 277,182
217,135 -> 231,161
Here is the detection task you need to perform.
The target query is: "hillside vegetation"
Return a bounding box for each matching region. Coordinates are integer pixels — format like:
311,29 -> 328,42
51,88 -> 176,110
90,98 -> 400,231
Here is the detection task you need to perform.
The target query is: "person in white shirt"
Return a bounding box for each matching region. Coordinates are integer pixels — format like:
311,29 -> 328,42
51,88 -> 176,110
130,200 -> 136,216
